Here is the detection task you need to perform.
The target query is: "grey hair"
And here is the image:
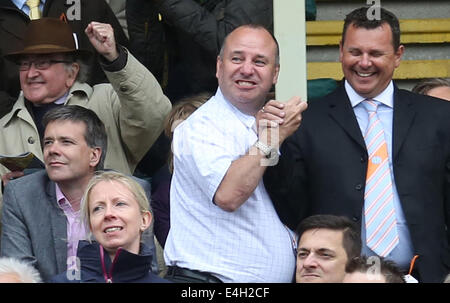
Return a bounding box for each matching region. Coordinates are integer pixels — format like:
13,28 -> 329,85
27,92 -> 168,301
0,257 -> 42,283
62,54 -> 90,83
412,78 -> 450,95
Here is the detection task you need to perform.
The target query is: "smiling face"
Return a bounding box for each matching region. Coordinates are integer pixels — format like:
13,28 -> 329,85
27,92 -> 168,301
340,23 -> 404,99
44,120 -> 100,186
88,180 -> 151,258
19,53 -> 79,105
216,26 -> 279,115
296,228 -> 349,283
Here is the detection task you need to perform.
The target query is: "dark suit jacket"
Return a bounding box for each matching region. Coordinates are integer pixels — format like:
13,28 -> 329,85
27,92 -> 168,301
264,84 -> 450,283
0,170 -> 158,281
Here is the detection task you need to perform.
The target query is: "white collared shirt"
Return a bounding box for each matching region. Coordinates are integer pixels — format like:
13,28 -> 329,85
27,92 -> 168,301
164,88 -> 296,282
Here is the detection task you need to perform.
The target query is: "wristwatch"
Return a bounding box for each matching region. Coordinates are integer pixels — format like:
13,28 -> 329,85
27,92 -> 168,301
254,140 -> 277,159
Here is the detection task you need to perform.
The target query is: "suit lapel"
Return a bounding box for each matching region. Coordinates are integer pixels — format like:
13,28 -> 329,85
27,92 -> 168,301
327,86 -> 367,151
45,179 -> 68,273
392,87 -> 416,160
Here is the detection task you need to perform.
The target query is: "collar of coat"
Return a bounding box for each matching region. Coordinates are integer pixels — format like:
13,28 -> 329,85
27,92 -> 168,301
0,81 -> 93,127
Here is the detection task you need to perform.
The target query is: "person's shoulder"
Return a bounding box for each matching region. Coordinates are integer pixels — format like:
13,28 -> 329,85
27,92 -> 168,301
6,169 -> 48,189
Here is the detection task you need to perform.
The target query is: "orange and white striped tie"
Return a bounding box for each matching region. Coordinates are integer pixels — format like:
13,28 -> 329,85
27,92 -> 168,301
362,99 -> 399,257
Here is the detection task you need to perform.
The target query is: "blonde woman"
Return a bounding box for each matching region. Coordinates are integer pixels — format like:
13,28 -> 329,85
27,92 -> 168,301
51,171 -> 169,283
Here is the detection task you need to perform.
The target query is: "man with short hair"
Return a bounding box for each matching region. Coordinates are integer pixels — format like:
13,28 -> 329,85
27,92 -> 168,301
0,17 -> 171,189
0,105 -> 156,281
264,6 -> 450,282
163,24 -> 307,283
296,215 -> 361,283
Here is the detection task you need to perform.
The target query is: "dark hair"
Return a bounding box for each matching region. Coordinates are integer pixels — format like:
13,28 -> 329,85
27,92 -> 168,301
346,255 -> 405,283
342,6 -> 401,51
296,214 -> 362,260
218,24 -> 280,66
42,105 -> 107,170
412,78 -> 450,95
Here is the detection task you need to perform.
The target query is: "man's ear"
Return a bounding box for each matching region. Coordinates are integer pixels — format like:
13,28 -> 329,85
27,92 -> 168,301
89,147 -> 101,168
216,56 -> 222,79
394,45 -> 405,68
65,62 -> 80,87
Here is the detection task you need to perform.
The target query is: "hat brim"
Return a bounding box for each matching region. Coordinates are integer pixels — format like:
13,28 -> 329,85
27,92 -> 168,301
4,47 -> 92,63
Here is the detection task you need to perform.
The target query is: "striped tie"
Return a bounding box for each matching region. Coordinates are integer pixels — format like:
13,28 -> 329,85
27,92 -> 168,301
26,0 -> 41,20
362,99 -> 399,257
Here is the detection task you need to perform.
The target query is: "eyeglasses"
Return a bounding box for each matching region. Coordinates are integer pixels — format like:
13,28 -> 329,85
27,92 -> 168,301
18,59 -> 72,71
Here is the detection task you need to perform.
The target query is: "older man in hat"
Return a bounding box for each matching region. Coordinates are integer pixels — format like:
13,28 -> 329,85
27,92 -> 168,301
0,18 -> 171,192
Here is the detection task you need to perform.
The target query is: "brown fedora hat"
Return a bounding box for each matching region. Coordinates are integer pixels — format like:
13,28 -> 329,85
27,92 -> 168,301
4,17 -> 91,62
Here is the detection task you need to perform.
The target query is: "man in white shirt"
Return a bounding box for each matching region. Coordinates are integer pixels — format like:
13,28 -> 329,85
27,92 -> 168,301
164,24 -> 308,282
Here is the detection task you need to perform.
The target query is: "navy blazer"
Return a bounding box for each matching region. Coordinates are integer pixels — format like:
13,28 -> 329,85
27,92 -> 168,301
50,240 -> 169,283
264,83 -> 450,282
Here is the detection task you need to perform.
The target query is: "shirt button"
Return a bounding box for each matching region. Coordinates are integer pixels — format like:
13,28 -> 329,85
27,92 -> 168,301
355,183 -> 363,191
120,85 -> 128,92
27,136 -> 35,144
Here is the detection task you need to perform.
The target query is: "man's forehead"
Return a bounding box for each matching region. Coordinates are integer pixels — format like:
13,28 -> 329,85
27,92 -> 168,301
45,120 -> 86,133
299,228 -> 345,247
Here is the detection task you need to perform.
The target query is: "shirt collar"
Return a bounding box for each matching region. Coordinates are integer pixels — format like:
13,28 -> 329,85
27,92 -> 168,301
345,80 -> 394,109
215,87 -> 256,130
55,183 -> 68,207
12,0 -> 46,10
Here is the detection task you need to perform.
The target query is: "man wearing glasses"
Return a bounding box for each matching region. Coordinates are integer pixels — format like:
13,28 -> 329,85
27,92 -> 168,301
0,18 -> 171,191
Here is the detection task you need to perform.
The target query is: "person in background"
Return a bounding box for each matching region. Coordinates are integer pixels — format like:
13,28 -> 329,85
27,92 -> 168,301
151,92 -> 210,248
411,78 -> 450,101
51,171 -> 169,283
343,255 -> 405,283
296,215 -> 361,283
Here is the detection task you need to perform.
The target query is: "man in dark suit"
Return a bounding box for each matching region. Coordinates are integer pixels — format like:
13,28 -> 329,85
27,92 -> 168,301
0,105 -> 157,281
263,6 -> 450,283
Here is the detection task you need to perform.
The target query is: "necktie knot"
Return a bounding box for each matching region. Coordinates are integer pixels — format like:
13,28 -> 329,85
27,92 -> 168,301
362,99 -> 379,113
26,0 -> 41,20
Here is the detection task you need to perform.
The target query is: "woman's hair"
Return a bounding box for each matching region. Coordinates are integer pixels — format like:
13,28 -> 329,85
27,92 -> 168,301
164,92 -> 211,173
81,170 -> 151,241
